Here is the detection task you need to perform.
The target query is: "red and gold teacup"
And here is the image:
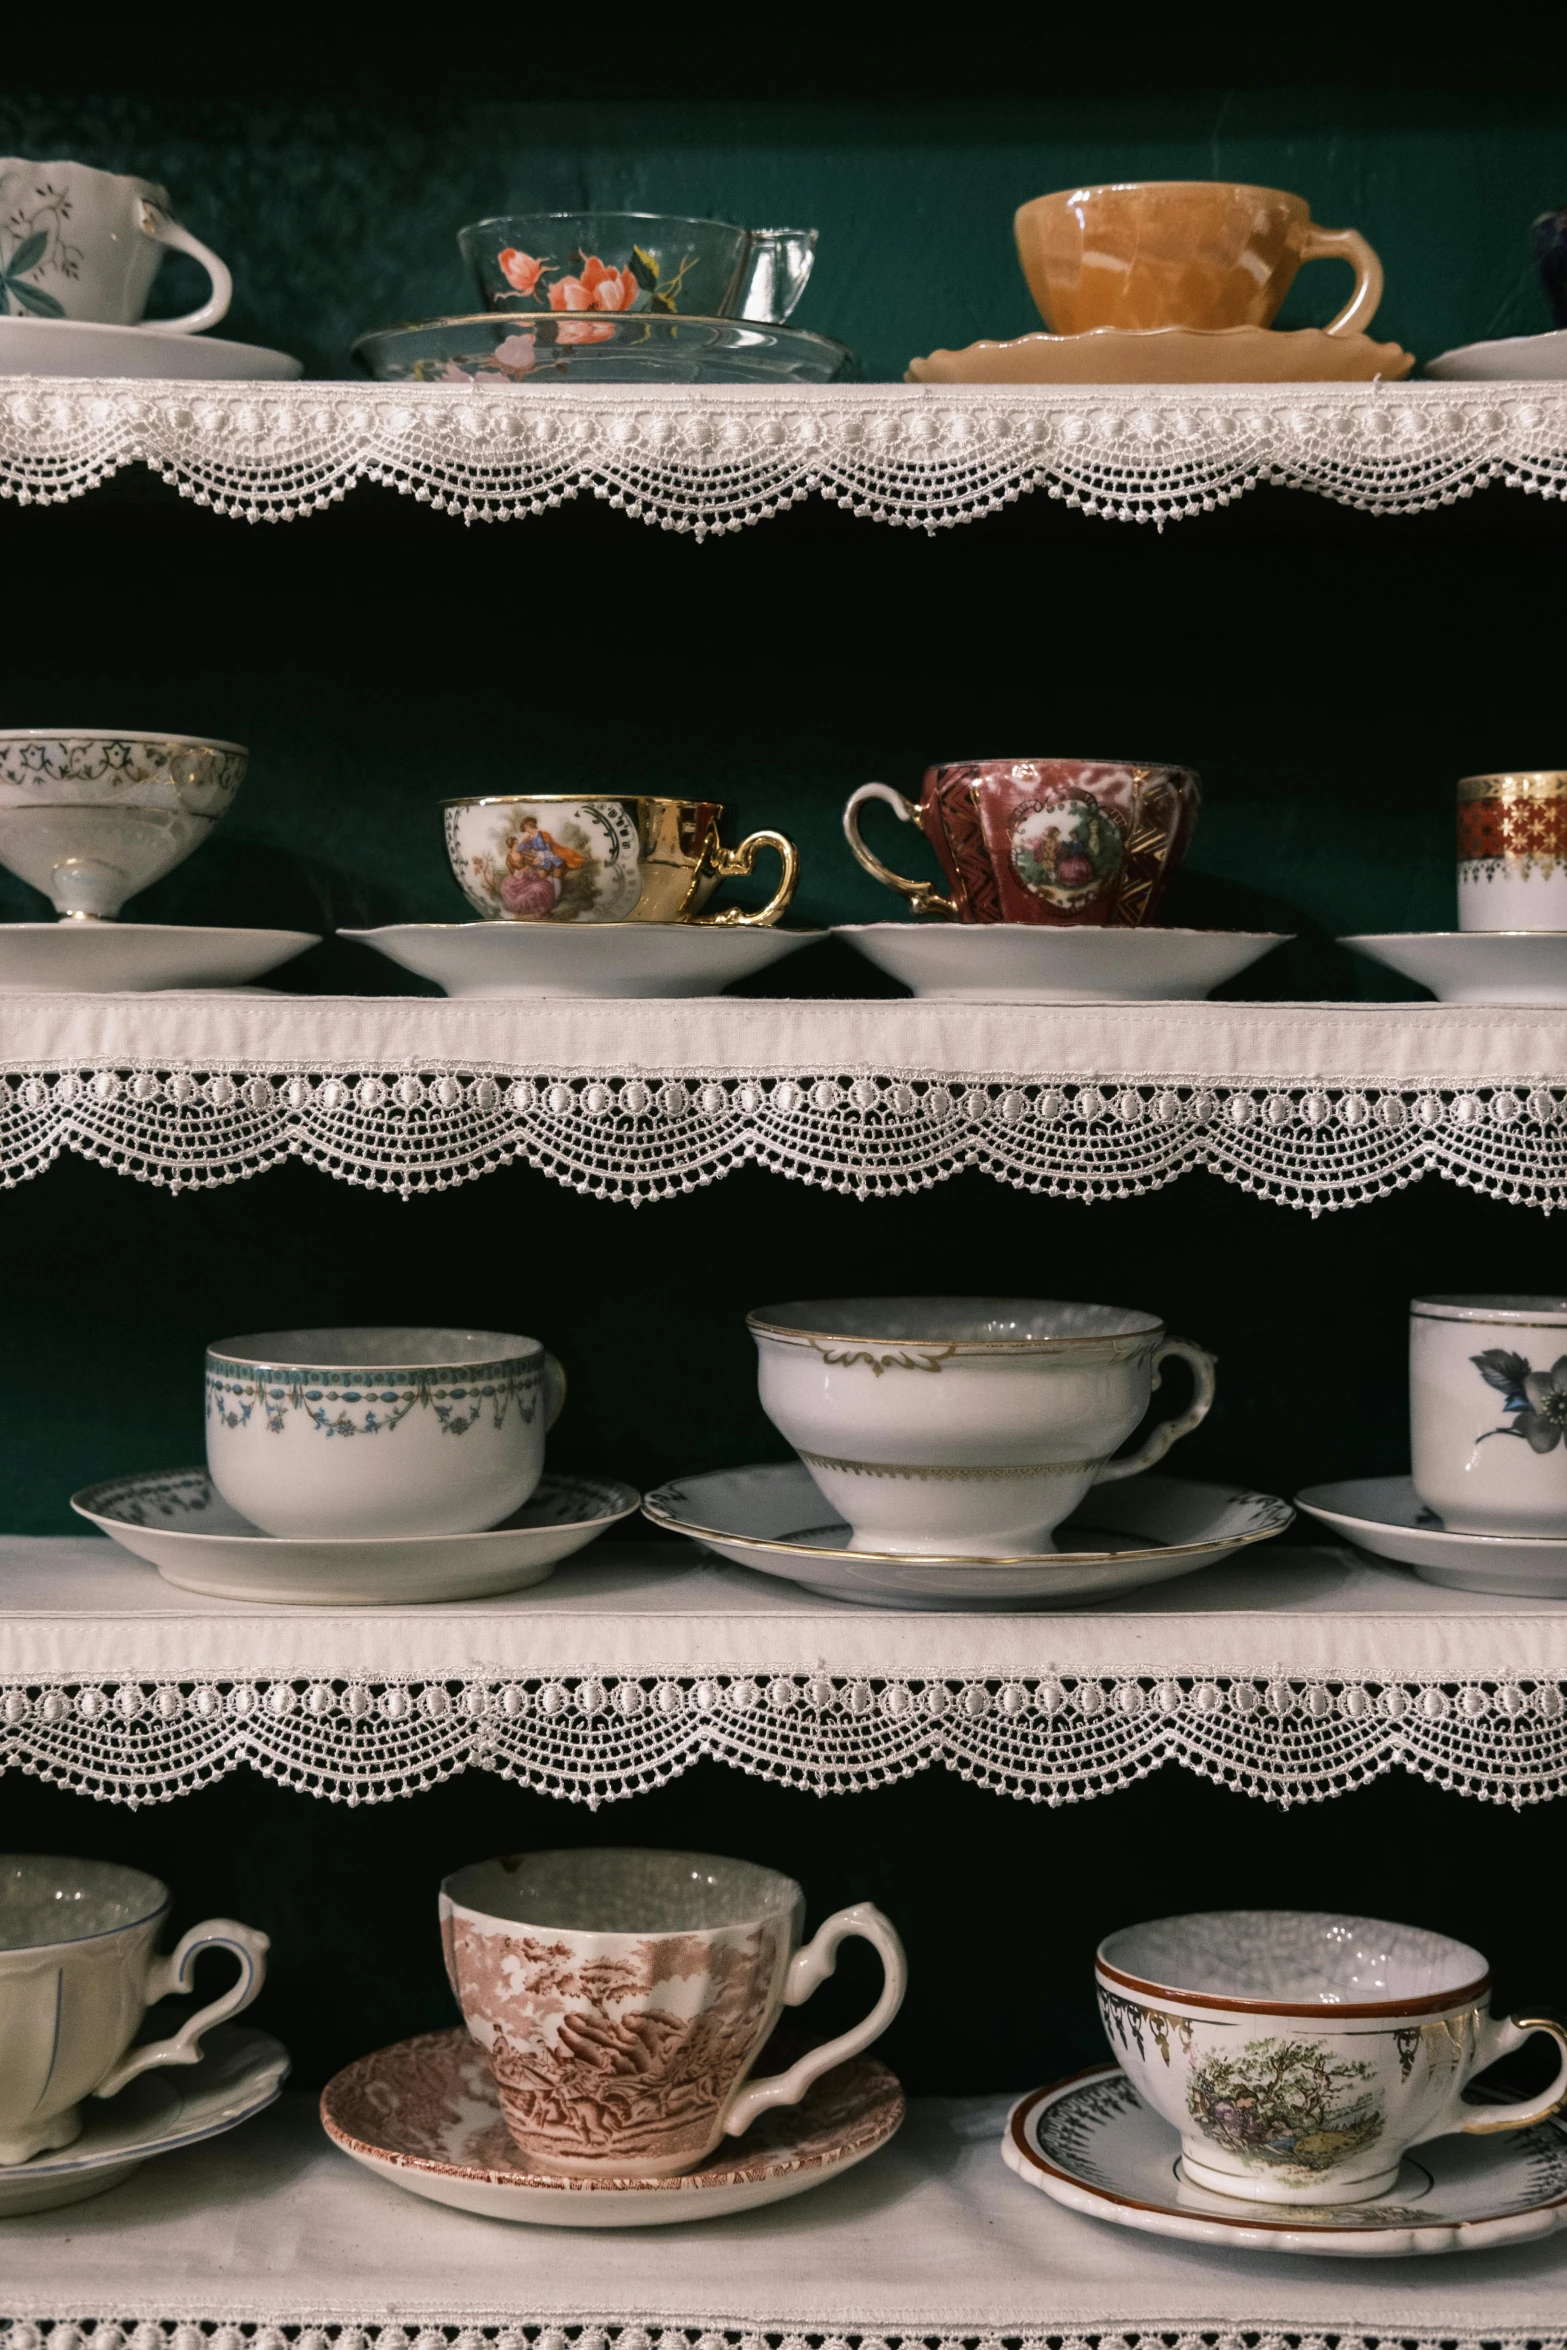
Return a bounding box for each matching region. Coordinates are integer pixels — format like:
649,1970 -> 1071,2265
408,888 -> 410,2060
843,756 -> 1200,925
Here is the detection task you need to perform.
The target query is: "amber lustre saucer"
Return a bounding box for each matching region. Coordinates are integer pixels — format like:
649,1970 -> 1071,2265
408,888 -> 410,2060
321,2027 -> 904,2226
907,325 -> 1415,386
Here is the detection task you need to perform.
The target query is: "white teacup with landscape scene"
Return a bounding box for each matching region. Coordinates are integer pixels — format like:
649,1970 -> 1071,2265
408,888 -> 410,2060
747,1298 -> 1216,1556
1411,1296 -> 1567,1536
1097,1909 -> 1567,2206
205,1327 -> 565,1539
439,1848 -> 906,2178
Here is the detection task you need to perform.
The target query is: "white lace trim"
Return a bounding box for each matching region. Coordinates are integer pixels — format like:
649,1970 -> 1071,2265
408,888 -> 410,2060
5,1063 -> 1567,1210
5,1668 -> 1565,1809
7,2331 -> 1565,2350
3,382 -> 1567,532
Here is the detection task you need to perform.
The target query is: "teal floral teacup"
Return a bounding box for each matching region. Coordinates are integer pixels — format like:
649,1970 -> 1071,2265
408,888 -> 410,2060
1097,1910 -> 1567,2205
458,212 -> 816,325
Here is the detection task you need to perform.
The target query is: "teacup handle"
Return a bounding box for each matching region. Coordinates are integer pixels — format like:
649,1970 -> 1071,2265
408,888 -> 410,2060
689,828 -> 800,928
1434,2009 -> 1567,2140
1298,224 -> 1383,336
542,1351 -> 566,1431
736,228 -> 818,324
1093,1337 -> 1217,1486
842,782 -> 957,918
137,200 -> 234,335
95,1918 -> 269,2096
720,1901 -> 907,2139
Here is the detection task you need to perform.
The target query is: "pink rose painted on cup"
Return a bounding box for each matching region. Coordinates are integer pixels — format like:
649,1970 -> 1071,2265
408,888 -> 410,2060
550,256 -> 640,314
497,248 -> 549,296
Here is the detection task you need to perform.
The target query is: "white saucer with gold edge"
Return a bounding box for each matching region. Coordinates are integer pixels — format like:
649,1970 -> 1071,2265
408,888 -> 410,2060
1004,2066 -> 1567,2258
73,1467 -> 639,1604
320,2028 -> 903,2226
641,1463 -> 1291,1608
834,923 -> 1289,1003
0,2024 -> 287,2218
340,921 -> 824,998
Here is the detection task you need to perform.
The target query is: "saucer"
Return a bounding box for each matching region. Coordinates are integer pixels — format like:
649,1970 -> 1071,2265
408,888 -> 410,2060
73,1467 -> 641,1604
1342,931 -> 1567,1004
0,2023 -> 287,2216
321,2027 -> 903,2227
0,316 -> 301,379
834,923 -> 1289,1003
341,921 -> 825,999
1004,2064 -> 1567,2257
1427,328 -> 1567,381
641,1464 -> 1291,1608
353,313 -> 854,385
906,326 -> 1415,387
0,923 -> 319,993
1295,1474 -> 1567,1596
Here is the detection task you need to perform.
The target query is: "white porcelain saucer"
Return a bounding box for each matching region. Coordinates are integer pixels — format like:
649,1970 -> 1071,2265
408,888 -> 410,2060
834,924 -> 1289,1003
1296,1474 -> 1567,1596
320,2026 -> 903,2227
73,1466 -> 641,1604
341,921 -> 824,999
0,2023 -> 288,2217
1004,2064 -> 1567,2257
1427,329 -> 1567,381
0,316 -> 301,379
642,1464 -> 1291,1608
1342,931 -> 1567,1004
0,923 -> 319,993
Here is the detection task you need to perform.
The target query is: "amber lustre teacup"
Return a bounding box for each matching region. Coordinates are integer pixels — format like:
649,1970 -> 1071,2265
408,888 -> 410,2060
440,1848 -> 906,2177
843,756 -> 1199,926
445,794 -> 798,926
1014,182 -> 1383,337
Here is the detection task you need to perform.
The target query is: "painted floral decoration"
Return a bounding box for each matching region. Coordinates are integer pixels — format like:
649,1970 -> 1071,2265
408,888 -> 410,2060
1474,1348 -> 1567,1452
550,255 -> 640,314
498,248 -> 548,296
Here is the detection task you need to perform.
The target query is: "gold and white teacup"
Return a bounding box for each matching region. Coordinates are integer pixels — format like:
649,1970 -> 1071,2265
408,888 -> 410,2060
444,794 -> 798,926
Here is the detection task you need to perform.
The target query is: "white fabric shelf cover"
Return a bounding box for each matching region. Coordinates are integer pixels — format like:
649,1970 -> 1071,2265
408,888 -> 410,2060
6,1538 -> 1567,1811
3,380 -> 1567,533
5,2092 -> 1567,2346
3,995 -> 1566,1211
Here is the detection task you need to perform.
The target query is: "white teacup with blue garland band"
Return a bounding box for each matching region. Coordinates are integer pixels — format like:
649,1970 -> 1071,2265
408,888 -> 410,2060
747,1298 -> 1215,1556
205,1327 -> 565,1538
1097,1909 -> 1567,2206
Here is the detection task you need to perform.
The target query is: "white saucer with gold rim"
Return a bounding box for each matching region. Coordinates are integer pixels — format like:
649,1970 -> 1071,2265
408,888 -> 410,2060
1004,2064 -> 1567,2258
642,1463 -> 1291,1608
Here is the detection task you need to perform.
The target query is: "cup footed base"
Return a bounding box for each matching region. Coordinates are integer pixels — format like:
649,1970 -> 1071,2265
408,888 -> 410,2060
1180,2145 -> 1402,2206
0,2105 -> 82,2168
498,2130 -> 715,2180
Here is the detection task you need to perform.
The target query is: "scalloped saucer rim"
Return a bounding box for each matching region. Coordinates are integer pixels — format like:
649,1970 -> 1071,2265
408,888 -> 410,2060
320,2027 -> 904,2227
1296,1474 -> 1567,1594
907,325 -> 1415,386
1004,2064 -> 1567,2257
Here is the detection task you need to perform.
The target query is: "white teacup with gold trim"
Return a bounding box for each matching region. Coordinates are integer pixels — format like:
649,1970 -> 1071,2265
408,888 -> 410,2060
1097,1909 -> 1567,2206
747,1297 -> 1215,1556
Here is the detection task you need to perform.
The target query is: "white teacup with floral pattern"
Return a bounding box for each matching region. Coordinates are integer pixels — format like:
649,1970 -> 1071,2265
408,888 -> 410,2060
1097,1909 -> 1567,2205
0,158 -> 231,330
205,1327 -> 565,1539
1412,1296 -> 1567,1535
440,1848 -> 906,2178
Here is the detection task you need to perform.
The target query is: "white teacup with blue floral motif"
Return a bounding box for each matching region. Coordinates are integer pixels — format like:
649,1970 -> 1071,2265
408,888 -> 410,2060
1097,1910 -> 1567,2206
205,1327 -> 565,1539
1412,1296 -> 1567,1536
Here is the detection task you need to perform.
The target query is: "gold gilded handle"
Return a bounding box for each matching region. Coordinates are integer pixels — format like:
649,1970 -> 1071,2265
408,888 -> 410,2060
842,781 -> 956,917
1298,224 -> 1383,336
689,828 -> 799,928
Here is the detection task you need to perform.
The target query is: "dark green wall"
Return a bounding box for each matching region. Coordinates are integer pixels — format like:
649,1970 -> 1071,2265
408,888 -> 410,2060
2,92 -> 1564,378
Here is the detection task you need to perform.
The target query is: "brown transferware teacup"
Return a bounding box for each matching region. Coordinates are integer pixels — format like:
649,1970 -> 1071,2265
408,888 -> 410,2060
1014,181 -> 1383,337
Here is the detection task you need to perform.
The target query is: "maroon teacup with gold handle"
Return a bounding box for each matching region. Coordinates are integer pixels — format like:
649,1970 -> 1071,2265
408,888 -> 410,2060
843,756 -> 1200,925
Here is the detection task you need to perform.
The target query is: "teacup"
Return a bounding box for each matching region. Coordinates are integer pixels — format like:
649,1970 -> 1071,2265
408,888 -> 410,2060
0,158 -> 231,332
1532,208 -> 1567,331
0,730 -> 247,920
1411,1295 -> 1567,1535
444,794 -> 799,927
1457,772 -> 1567,932
747,1297 -> 1216,1556
843,758 -> 1199,926
1097,1909 -> 1567,2205
1013,181 -> 1383,337
205,1326 -> 565,1539
0,1854 -> 267,2166
439,1847 -> 905,2178
459,212 -> 817,325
